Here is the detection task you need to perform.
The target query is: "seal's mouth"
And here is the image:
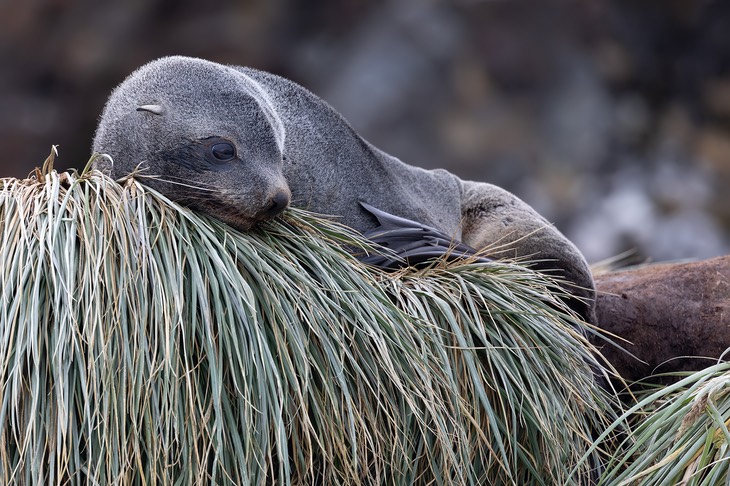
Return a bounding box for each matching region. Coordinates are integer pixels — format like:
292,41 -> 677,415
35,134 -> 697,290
215,212 -> 258,231
175,189 -> 289,232
201,203 -> 286,232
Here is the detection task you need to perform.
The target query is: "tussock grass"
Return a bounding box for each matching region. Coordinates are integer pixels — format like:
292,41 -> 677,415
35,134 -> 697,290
0,150 -> 619,484
600,363 -> 730,485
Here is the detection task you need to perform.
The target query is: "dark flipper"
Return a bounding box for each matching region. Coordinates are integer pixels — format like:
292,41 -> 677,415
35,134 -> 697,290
358,202 -> 592,324
359,202 -> 491,269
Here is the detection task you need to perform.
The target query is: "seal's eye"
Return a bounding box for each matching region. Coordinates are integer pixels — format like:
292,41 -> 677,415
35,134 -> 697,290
210,142 -> 236,161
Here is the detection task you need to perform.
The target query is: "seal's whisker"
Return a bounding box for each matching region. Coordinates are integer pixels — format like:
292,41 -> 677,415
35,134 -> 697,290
142,175 -> 218,193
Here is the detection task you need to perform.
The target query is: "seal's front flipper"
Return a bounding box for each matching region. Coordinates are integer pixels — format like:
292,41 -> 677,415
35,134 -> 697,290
359,202 -> 491,270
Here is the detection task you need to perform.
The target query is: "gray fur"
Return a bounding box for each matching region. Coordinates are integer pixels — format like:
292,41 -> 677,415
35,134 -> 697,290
93,56 -> 596,322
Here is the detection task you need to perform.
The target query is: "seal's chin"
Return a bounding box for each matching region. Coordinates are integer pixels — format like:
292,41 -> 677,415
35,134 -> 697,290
218,215 -> 259,231
181,196 -> 284,232
212,204 -> 290,231
208,209 -> 265,231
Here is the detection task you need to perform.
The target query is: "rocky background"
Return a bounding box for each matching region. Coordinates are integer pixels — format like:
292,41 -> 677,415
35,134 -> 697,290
1,0 -> 729,265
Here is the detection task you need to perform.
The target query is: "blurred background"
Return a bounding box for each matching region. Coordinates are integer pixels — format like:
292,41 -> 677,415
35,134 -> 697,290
1,0 -> 729,264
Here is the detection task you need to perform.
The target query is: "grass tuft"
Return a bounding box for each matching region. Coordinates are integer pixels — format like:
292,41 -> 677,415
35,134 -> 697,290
0,157 -> 619,484
600,363 -> 730,485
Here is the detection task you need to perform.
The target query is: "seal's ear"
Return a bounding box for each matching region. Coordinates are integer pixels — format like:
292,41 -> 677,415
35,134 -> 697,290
136,104 -> 165,116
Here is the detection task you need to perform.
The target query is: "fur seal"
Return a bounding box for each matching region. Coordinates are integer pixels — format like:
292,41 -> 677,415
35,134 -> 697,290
92,56 -> 596,323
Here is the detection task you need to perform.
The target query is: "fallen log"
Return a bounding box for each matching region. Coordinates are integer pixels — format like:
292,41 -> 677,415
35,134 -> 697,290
592,255 -> 730,385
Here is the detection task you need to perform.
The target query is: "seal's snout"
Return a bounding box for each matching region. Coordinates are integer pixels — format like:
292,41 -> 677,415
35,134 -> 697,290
266,189 -> 290,217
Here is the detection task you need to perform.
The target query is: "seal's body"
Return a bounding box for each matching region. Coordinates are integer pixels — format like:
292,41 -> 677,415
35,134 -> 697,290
93,56 -> 595,321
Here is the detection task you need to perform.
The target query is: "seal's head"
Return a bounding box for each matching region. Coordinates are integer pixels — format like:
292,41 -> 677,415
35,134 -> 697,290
93,56 -> 290,230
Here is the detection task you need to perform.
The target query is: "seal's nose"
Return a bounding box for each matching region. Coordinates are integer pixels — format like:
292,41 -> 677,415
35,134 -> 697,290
266,190 -> 290,217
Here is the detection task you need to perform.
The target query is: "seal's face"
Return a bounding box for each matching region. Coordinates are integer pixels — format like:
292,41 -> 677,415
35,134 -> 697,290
92,56 -> 291,230
148,132 -> 291,230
